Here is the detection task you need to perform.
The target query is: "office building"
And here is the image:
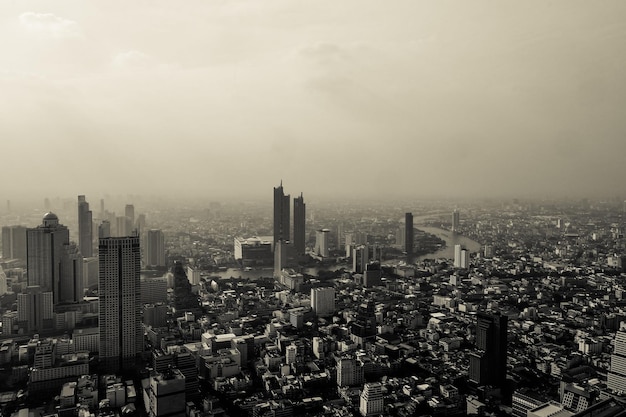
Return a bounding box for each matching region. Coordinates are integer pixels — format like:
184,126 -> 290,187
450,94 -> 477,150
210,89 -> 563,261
234,236 -> 273,266
147,368 -> 186,417
99,236 -> 142,372
273,181 -> 290,246
311,287 -> 335,316
405,212 -> 413,255
58,243 -> 83,304
363,262 -> 382,288
77,195 -> 93,257
274,239 -> 287,278
2,225 -> 27,260
27,213 -> 70,300
469,312 -> 508,388
315,229 -> 330,258
83,257 -> 98,289
115,216 -> 128,237
352,245 -> 369,274
452,209 -> 460,232
125,204 -> 135,233
143,229 -> 166,267
454,245 -> 468,268
337,357 -> 364,387
141,276 -> 167,305
187,266 -> 200,285
293,193 -> 306,255
0,266 -> 7,295
17,286 -> 54,333
99,220 -> 111,239
608,329 -> 626,393
360,382 -> 384,416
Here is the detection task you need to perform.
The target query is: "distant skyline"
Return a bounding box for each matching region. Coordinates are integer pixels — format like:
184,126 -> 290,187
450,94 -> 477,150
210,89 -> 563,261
1,1 -> 626,200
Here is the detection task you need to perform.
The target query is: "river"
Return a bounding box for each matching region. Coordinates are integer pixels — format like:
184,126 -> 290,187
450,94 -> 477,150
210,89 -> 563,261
415,226 -> 482,260
208,226 -> 481,279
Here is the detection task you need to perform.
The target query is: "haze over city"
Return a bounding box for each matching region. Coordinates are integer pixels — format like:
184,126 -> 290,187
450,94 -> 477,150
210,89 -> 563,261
2,1 -> 626,201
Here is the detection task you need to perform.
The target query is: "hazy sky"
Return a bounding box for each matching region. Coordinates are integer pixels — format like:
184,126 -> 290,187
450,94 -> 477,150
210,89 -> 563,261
1,1 -> 625,201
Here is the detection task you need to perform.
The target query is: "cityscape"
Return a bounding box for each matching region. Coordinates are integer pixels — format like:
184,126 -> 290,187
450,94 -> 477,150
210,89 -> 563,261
2,190 -> 626,417
2,1 -> 626,417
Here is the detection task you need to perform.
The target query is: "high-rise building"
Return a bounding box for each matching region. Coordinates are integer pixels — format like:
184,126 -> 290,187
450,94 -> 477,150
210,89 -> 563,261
454,246 -> 469,269
125,204 -> 135,232
315,229 -> 330,258
359,382 -> 384,416
143,229 -> 166,267
452,209 -> 460,232
99,221 -> 111,239
77,196 -> 93,257
115,216 -> 128,237
337,357 -> 364,387
352,245 -> 369,274
273,239 -> 287,278
17,286 -> 54,333
273,181 -> 290,247
311,287 -> 335,316
2,225 -> 27,261
27,213 -> 70,300
99,236 -> 142,372
608,329 -> 626,393
469,312 -> 508,388
58,243 -> 83,304
293,193 -> 306,255
405,213 -> 413,256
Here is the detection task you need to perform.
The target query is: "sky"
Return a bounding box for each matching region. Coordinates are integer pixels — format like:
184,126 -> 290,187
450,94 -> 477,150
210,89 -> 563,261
1,1 -> 625,202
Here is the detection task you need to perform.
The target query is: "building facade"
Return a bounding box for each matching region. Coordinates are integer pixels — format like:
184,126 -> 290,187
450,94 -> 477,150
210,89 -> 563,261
99,236 -> 143,372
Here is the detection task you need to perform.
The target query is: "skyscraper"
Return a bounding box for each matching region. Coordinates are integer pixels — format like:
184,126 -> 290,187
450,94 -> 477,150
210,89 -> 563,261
311,287 -> 335,316
77,195 -> 93,257
452,209 -> 460,232
273,181 -> 290,247
2,225 -> 27,260
99,236 -> 142,371
608,328 -> 626,393
143,229 -> 165,267
314,229 -> 330,258
125,204 -> 135,232
26,213 -> 70,300
293,193 -> 306,255
405,212 -> 413,255
58,243 -> 83,304
469,312 -> 508,388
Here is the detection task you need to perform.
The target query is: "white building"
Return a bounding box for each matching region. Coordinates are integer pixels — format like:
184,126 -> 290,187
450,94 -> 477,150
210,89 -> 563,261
311,287 -> 335,316
360,382 -> 384,416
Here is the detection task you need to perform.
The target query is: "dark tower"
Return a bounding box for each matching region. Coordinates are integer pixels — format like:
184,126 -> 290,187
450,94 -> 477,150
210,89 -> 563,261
469,312 -> 508,388
99,236 -> 142,372
293,193 -> 306,255
273,181 -> 290,247
78,195 -> 93,257
405,213 -> 413,256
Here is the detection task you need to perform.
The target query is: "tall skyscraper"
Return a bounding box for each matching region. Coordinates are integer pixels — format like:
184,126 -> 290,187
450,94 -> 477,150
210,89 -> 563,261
78,195 -> 93,257
452,209 -> 460,232
26,213 -> 70,300
58,243 -> 83,304
314,229 -> 330,258
311,287 -> 335,316
405,212 -> 414,255
125,204 -> 135,230
469,312 -> 508,388
2,225 -> 27,260
143,229 -> 166,267
608,328 -> 626,393
293,193 -> 306,255
273,181 -> 290,247
99,236 -> 142,371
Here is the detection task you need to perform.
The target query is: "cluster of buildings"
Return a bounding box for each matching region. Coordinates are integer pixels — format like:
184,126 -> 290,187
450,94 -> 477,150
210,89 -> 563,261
2,192 -> 626,416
